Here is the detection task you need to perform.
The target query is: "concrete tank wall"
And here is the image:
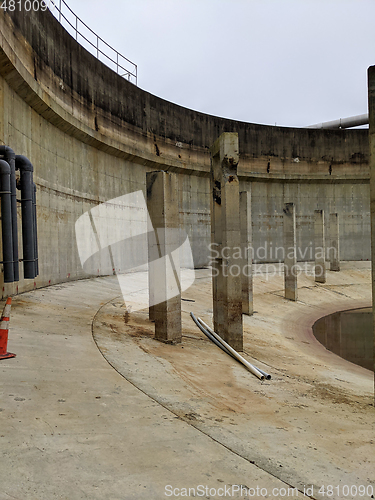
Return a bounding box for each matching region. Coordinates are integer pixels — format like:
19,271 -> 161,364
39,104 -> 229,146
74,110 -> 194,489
0,9 -> 370,297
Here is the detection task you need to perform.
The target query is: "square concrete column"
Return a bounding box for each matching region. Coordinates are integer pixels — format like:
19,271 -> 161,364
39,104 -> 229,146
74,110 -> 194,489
329,213 -> 340,271
240,191 -> 253,315
367,65 -> 375,394
314,209 -> 326,283
210,165 -> 224,336
283,202 -> 298,301
147,203 -> 156,322
210,133 -> 243,351
146,171 -> 182,344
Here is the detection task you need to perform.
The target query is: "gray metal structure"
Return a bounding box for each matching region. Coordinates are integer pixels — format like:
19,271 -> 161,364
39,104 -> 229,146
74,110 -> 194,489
0,160 -> 14,283
307,113 -> 368,129
16,155 -> 37,280
49,0 -> 137,85
0,146 -> 19,281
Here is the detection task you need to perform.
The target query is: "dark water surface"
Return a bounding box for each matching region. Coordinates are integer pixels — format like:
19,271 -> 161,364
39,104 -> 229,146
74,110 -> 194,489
313,308 -> 373,371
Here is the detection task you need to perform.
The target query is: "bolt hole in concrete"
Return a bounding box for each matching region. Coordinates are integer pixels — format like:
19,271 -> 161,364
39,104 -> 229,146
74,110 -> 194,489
312,308 -> 372,370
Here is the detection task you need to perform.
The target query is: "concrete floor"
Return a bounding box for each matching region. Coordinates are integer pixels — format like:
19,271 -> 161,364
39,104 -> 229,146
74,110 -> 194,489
0,263 -> 374,499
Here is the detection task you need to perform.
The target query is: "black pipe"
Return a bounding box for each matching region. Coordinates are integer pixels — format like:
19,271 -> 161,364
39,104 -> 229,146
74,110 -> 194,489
33,183 -> 38,276
0,160 -> 14,282
0,146 -> 19,281
15,155 -> 35,279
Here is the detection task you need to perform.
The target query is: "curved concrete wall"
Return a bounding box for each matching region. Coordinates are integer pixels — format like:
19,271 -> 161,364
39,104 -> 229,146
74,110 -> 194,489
0,8 -> 370,296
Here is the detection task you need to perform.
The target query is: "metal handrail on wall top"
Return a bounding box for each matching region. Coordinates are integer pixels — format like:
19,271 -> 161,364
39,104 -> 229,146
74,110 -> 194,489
48,0 -> 137,85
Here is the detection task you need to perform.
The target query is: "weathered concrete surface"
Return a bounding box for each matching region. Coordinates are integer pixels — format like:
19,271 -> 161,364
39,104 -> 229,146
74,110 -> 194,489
0,279 -> 299,500
0,8 -> 371,302
240,190 -> 253,315
314,210 -> 326,283
0,264 -> 373,499
1,265 -> 373,500
329,213 -> 340,271
249,181 -> 370,263
93,263 -> 374,500
147,171 -> 181,343
210,133 -> 243,350
283,202 -> 298,301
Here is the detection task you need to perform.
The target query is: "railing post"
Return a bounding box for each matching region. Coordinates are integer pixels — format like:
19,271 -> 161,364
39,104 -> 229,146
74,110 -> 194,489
51,0 -> 137,86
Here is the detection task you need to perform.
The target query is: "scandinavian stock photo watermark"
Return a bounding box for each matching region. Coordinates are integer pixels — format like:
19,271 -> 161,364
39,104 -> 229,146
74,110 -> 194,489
74,191 -> 337,310
208,242 -> 336,279
75,191 -> 195,312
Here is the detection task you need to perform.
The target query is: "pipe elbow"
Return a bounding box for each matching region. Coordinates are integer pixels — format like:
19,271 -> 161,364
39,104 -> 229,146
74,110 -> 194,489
15,155 -> 33,172
0,145 -> 16,161
0,159 -> 11,174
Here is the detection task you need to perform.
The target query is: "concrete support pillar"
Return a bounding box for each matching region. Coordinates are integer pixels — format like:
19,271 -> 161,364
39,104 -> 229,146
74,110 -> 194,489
146,171 -> 182,344
147,205 -> 156,322
367,65 -> 375,400
240,191 -> 253,315
210,133 -> 243,351
314,209 -> 326,283
283,202 -> 298,301
329,213 -> 340,271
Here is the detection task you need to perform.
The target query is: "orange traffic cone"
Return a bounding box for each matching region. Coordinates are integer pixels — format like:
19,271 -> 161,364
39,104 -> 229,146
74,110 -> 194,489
0,297 -> 16,360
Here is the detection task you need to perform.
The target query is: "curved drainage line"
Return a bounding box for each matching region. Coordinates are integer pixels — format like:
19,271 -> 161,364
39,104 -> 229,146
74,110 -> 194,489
0,146 -> 19,281
190,312 -> 271,380
0,160 -> 14,282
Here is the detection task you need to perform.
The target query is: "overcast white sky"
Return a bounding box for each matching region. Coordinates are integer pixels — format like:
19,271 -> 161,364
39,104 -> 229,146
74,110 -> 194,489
56,0 -> 374,127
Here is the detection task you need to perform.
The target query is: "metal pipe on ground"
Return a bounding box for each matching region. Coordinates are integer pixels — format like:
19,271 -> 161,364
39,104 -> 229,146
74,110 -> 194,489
190,312 -> 234,357
194,314 -> 271,379
0,160 -> 14,283
197,316 -> 267,381
0,146 -> 19,281
15,155 -> 35,280
190,312 -> 270,380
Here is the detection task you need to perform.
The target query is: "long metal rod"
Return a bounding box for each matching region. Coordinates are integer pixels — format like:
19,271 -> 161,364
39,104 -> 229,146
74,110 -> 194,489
196,315 -> 271,380
190,312 -> 270,380
197,317 -> 267,380
190,312 -> 234,356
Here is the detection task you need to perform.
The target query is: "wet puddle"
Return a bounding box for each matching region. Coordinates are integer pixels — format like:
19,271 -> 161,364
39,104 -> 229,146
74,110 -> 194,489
313,308 -> 372,370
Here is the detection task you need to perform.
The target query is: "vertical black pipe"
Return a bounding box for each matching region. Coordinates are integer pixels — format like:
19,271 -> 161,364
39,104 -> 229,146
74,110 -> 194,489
0,160 -> 14,283
15,155 -> 35,279
33,183 -> 38,276
0,146 -> 19,281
